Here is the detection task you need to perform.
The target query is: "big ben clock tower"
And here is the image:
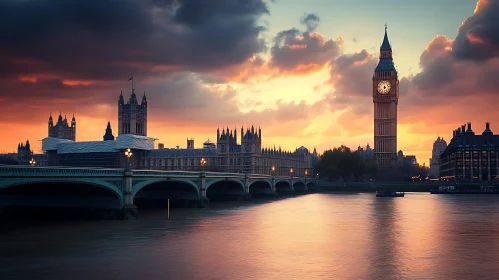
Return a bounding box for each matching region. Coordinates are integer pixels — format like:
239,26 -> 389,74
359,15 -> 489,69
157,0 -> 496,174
373,25 -> 398,169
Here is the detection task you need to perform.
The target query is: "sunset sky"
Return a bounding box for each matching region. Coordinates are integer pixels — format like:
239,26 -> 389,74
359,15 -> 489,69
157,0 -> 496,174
2,0 -> 499,166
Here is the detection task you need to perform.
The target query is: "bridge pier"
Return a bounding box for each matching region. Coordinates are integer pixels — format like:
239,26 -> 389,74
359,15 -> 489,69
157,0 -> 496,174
120,169 -> 138,220
199,172 -> 210,207
244,174 -> 252,201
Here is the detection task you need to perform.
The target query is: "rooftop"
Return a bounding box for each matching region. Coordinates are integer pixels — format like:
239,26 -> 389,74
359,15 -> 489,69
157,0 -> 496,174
42,134 -> 157,154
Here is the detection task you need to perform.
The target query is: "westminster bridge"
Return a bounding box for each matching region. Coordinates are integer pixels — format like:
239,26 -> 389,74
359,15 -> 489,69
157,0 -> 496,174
0,165 -> 318,219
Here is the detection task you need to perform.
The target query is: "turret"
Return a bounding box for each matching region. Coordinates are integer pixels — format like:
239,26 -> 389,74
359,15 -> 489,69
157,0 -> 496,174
141,92 -> 147,106
103,121 -> 115,141
119,91 -> 124,105
58,111 -> 63,123
71,114 -> 76,127
130,89 -> 138,104
48,112 -> 53,126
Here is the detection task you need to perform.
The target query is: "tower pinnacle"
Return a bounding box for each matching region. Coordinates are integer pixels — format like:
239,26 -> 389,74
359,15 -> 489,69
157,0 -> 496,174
380,24 -> 392,51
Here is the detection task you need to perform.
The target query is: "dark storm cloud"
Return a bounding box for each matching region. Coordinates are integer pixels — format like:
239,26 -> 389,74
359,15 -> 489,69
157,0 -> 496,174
269,14 -> 341,73
452,0 -> 499,61
0,0 -> 269,81
411,54 -> 456,90
329,49 -> 376,98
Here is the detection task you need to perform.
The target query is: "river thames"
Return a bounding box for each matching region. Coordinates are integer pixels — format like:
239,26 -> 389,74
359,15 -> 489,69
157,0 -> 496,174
1,192 -> 499,280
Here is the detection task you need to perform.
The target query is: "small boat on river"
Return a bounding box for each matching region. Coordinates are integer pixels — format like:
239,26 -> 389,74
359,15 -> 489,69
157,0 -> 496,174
376,191 -> 405,197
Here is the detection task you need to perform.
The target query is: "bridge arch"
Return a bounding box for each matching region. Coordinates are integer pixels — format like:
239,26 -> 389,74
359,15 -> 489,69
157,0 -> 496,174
132,179 -> 200,205
249,180 -> 273,195
275,180 -> 293,194
133,178 -> 199,197
293,181 -> 306,193
306,182 -> 317,192
0,178 -> 123,209
206,179 -> 245,200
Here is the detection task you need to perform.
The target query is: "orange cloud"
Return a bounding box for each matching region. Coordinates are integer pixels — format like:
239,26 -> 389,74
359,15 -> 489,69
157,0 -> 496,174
62,80 -> 93,86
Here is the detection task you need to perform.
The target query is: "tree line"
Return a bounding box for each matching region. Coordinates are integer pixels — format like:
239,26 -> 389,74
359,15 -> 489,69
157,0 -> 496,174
314,145 -> 428,181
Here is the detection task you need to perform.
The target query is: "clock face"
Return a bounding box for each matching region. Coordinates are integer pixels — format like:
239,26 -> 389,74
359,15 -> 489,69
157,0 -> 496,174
377,80 -> 391,94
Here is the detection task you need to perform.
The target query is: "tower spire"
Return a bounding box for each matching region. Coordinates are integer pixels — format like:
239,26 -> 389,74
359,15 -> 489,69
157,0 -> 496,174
380,24 -> 391,51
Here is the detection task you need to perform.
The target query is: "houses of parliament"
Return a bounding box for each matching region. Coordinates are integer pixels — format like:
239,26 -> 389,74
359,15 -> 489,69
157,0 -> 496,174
31,89 -> 318,176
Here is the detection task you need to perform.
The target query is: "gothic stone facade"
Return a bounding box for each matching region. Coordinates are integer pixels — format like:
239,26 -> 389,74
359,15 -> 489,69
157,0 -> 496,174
118,90 -> 147,136
48,112 -> 76,141
373,26 -> 399,168
439,122 -> 499,181
140,126 -> 317,176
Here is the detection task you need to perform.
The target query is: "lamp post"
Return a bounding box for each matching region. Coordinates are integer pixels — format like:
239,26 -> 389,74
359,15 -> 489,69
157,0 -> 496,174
305,169 -> 308,178
271,165 -> 275,176
200,157 -> 207,171
29,157 -> 36,166
290,168 -> 294,178
124,148 -> 133,171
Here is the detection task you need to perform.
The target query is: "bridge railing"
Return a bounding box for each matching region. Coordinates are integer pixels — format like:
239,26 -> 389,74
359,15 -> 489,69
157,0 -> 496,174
0,165 -> 124,177
0,165 -> 313,181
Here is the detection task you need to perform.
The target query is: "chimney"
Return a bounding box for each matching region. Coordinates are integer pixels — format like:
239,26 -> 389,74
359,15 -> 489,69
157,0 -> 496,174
453,130 -> 456,137
461,124 -> 466,133
457,127 -> 461,136
483,122 -> 493,135
467,122 -> 472,132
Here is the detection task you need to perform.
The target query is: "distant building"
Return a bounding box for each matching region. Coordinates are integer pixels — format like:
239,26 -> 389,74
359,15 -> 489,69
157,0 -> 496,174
357,143 -> 375,160
42,134 -> 156,168
440,122 -> 499,181
187,138 -> 194,149
13,139 -> 47,166
158,143 -> 165,150
203,139 -> 216,149
429,136 -> 447,178
397,150 -> 418,166
212,126 -> 315,175
103,121 -> 115,141
48,112 -> 76,141
17,140 -> 32,165
0,153 -> 18,164
118,90 -> 147,136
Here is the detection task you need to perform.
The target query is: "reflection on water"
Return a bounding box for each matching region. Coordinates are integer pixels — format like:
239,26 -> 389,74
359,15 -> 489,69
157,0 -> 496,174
2,194 -> 499,280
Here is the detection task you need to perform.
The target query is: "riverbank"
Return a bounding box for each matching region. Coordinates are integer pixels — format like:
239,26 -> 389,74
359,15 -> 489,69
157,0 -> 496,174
317,181 -> 499,193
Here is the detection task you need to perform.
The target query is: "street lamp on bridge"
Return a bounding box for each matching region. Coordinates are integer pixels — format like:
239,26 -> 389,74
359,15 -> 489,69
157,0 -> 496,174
290,168 -> 294,177
200,157 -> 207,171
125,148 -> 133,171
29,157 -> 36,166
271,165 -> 275,176
305,169 -> 308,178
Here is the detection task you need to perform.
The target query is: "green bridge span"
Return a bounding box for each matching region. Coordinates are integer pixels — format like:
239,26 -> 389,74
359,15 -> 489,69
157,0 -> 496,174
0,165 -> 318,219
